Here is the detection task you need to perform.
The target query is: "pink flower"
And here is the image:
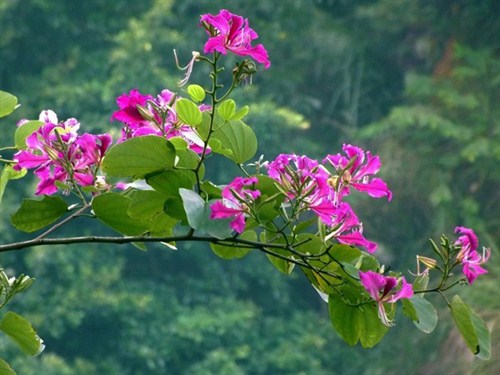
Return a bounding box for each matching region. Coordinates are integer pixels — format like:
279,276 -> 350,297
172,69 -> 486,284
266,153 -> 379,252
359,270 -> 414,326
210,177 -> 260,233
14,111 -> 111,195
325,203 -> 378,253
112,88 -> 209,154
323,144 -> 392,202
454,226 -> 490,284
200,9 -> 270,68
266,154 -> 323,199
111,89 -> 153,127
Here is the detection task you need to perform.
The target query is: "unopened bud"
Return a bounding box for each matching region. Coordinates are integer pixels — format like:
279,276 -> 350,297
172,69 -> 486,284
136,104 -> 156,122
94,175 -> 110,190
233,60 -> 258,85
327,176 -> 340,190
417,255 -> 437,269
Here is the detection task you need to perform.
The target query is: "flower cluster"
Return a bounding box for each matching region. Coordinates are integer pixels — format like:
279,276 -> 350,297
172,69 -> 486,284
111,88 -> 209,154
13,110 -> 111,195
210,144 -> 391,253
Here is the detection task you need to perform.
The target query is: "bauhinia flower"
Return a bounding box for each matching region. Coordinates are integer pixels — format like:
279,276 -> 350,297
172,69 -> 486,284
323,203 -> 378,253
454,226 -> 490,284
323,144 -> 392,203
265,153 -> 379,252
359,270 -> 414,326
266,153 -> 322,199
111,89 -> 154,131
14,110 -> 111,195
200,9 -> 271,69
111,88 -> 209,154
210,177 -> 260,233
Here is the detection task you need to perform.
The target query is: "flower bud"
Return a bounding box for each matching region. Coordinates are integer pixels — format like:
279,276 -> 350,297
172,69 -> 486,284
233,60 -> 258,85
417,255 -> 437,269
136,104 -> 156,122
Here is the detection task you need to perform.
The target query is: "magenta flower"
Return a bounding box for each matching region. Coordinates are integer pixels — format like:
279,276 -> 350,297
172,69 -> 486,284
323,144 -> 392,202
200,9 -> 270,69
111,89 -> 153,127
210,177 -> 260,233
112,88 -> 209,154
454,226 -> 490,284
266,153 -> 379,252
14,111 -> 111,195
324,203 -> 378,253
359,270 -> 414,326
266,154 -> 324,199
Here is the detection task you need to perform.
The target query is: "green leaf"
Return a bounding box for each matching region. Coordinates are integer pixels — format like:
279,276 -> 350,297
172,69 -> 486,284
11,196 -> 68,232
209,119 -> 258,164
217,99 -> 236,121
232,105 -> 249,120
262,232 -> 295,275
357,301 -> 389,348
14,120 -> 43,149
146,169 -> 195,197
0,311 -> 44,356
0,358 -> 16,375
127,190 -> 168,220
328,294 -> 388,348
412,273 -> 430,294
0,165 -> 27,205
179,188 -> 233,239
0,91 -> 19,118
102,136 -> 176,178
168,136 -> 188,150
402,296 -> 438,333
211,230 -> 256,259
450,295 -> 491,359
92,193 -> 149,236
187,84 -> 206,102
174,148 -> 202,170
127,190 -> 178,236
328,294 -> 359,345
295,233 -> 327,256
200,180 -> 222,199
176,98 -> 202,126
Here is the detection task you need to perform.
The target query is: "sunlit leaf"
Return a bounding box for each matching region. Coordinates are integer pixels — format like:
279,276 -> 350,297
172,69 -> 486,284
10,196 -> 68,232
232,105 -> 249,120
176,98 -> 202,126
187,84 -> 205,102
210,119 -> 257,164
217,99 -> 236,121
0,311 -> 45,356
0,358 -> 15,375
0,91 -> 19,118
14,120 -> 43,149
0,165 -> 27,205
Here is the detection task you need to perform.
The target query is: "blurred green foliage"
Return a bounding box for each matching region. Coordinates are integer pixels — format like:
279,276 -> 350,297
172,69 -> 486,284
0,0 -> 498,373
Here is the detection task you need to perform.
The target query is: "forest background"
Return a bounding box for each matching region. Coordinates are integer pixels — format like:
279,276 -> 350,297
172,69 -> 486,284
0,0 -> 499,374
